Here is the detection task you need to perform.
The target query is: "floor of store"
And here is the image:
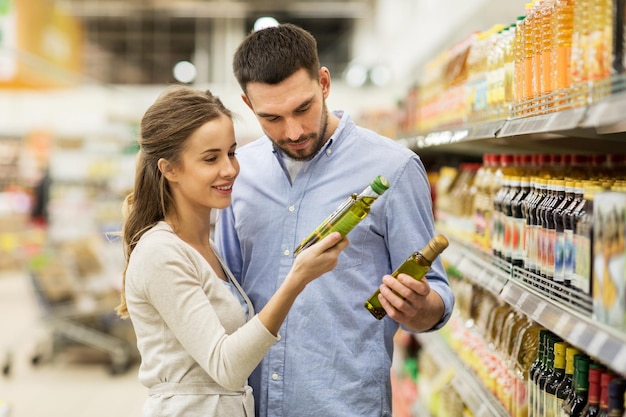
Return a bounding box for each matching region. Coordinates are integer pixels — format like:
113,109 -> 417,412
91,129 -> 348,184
0,271 -> 146,417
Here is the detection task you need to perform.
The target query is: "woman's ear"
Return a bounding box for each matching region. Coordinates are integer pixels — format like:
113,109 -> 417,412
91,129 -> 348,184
158,158 -> 177,183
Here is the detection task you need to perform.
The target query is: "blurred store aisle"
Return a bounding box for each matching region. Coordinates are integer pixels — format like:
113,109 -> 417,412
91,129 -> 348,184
0,271 -> 145,417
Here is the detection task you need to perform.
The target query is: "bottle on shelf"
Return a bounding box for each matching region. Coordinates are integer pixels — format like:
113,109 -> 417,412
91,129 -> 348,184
605,377 -> 626,416
555,346 -> 580,416
562,180 -> 585,301
561,354 -> 590,417
553,180 -> 576,296
545,341 -> 568,417
537,334 -> 561,416
293,175 -> 389,256
529,330 -> 549,417
553,0 -> 576,107
580,365 -> 603,416
597,371 -> 616,417
572,183 -> 604,313
364,234 -> 449,320
511,175 -> 531,267
503,176 -> 521,263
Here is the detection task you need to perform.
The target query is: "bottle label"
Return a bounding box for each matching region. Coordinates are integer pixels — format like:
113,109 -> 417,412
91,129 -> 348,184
512,217 -> 525,261
545,228 -> 556,277
563,229 -> 575,280
554,232 -> 565,283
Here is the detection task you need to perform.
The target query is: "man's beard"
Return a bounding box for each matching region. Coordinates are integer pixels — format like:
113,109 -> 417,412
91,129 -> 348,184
270,102 -> 329,161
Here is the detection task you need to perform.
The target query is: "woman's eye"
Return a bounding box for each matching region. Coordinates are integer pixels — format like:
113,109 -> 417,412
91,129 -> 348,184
228,152 -> 237,158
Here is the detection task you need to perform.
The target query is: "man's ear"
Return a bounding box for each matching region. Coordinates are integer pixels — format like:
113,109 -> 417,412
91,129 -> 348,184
158,158 -> 177,183
242,93 -> 253,111
319,67 -> 331,99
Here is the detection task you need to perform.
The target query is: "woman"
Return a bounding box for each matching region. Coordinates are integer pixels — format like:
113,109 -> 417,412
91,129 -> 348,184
115,85 -> 347,417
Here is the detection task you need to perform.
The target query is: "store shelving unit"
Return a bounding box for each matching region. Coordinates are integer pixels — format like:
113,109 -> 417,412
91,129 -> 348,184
443,237 -> 626,376
392,74 -> 626,416
400,78 -> 626,157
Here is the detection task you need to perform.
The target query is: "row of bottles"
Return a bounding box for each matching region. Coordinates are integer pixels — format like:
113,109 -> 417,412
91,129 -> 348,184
410,0 -> 626,133
529,329 -> 626,417
442,271 -> 626,417
436,152 -> 626,327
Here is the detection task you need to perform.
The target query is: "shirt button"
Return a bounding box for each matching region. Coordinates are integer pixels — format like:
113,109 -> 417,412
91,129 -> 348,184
326,148 -> 332,155
272,373 -> 279,380
283,249 -> 290,256
288,205 -> 295,212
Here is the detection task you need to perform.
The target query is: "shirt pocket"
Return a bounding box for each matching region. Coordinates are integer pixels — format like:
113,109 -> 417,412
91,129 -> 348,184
333,220 -> 373,270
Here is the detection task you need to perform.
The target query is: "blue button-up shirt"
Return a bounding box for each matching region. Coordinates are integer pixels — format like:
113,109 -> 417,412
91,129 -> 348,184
214,111 -> 454,417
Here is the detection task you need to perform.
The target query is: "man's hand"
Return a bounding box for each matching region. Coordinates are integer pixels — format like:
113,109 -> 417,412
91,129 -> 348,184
375,273 -> 445,332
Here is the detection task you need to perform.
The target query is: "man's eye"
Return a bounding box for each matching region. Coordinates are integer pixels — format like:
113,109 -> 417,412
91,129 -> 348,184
228,152 -> 237,158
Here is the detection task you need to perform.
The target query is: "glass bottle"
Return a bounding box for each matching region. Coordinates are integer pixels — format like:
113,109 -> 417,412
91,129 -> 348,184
555,346 -> 580,416
293,175 -> 389,256
529,177 -> 549,279
529,329 -> 549,417
581,366 -> 602,416
364,234 -> 449,320
544,179 -> 565,296
538,334 -> 560,416
606,377 -> 626,416
562,180 -> 585,302
503,176 -> 521,263
572,183 -> 603,313
562,355 -> 590,417
511,175 -> 530,267
545,341 -> 568,417
597,371 -> 615,417
553,180 -> 575,297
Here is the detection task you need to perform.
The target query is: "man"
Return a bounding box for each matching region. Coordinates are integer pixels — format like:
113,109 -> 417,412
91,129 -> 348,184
214,23 -> 454,417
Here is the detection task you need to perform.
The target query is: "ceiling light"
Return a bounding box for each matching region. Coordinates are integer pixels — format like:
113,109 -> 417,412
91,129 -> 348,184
253,17 -> 279,32
173,61 -> 197,84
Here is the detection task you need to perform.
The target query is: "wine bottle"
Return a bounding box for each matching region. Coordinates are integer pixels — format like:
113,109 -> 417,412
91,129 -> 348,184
364,234 -> 449,320
293,175 -> 389,256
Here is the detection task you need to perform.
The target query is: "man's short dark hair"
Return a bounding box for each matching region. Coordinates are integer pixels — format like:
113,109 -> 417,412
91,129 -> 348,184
233,23 -> 321,93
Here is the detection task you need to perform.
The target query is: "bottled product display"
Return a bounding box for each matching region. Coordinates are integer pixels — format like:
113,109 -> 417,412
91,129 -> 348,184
293,175 -> 389,256
364,234 -> 449,320
436,152 -> 626,322
406,0 -> 626,131
353,1 -> 626,415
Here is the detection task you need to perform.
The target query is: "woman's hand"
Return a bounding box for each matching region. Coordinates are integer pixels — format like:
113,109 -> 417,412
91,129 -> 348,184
259,232 -> 349,335
288,232 -> 349,290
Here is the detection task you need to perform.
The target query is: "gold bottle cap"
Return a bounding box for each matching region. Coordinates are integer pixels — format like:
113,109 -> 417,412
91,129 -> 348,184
421,234 -> 449,262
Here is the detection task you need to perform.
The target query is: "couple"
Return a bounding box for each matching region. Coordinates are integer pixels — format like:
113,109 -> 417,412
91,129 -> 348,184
116,23 -> 455,417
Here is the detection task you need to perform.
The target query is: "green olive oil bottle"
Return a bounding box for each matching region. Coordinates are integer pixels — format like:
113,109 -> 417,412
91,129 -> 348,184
364,234 -> 449,320
293,175 -> 389,256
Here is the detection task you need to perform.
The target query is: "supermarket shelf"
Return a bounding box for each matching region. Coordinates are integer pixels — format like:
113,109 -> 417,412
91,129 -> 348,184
444,238 -> 626,376
415,331 -> 510,417
500,278 -> 626,376
403,76 -> 626,156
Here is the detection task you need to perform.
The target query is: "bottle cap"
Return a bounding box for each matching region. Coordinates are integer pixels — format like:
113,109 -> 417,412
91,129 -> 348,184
421,234 -> 449,262
370,175 -> 390,195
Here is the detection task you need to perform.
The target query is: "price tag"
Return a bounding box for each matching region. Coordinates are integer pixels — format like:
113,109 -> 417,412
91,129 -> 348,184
613,345 -> 626,374
515,292 -> 529,309
553,313 -> 571,335
587,331 -> 609,357
569,321 -> 586,344
531,301 -> 547,322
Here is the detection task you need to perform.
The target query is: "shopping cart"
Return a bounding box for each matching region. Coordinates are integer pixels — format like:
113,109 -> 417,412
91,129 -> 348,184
2,238 -> 137,376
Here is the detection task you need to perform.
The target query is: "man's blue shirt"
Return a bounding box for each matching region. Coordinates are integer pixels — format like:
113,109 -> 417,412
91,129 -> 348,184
214,111 -> 454,417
